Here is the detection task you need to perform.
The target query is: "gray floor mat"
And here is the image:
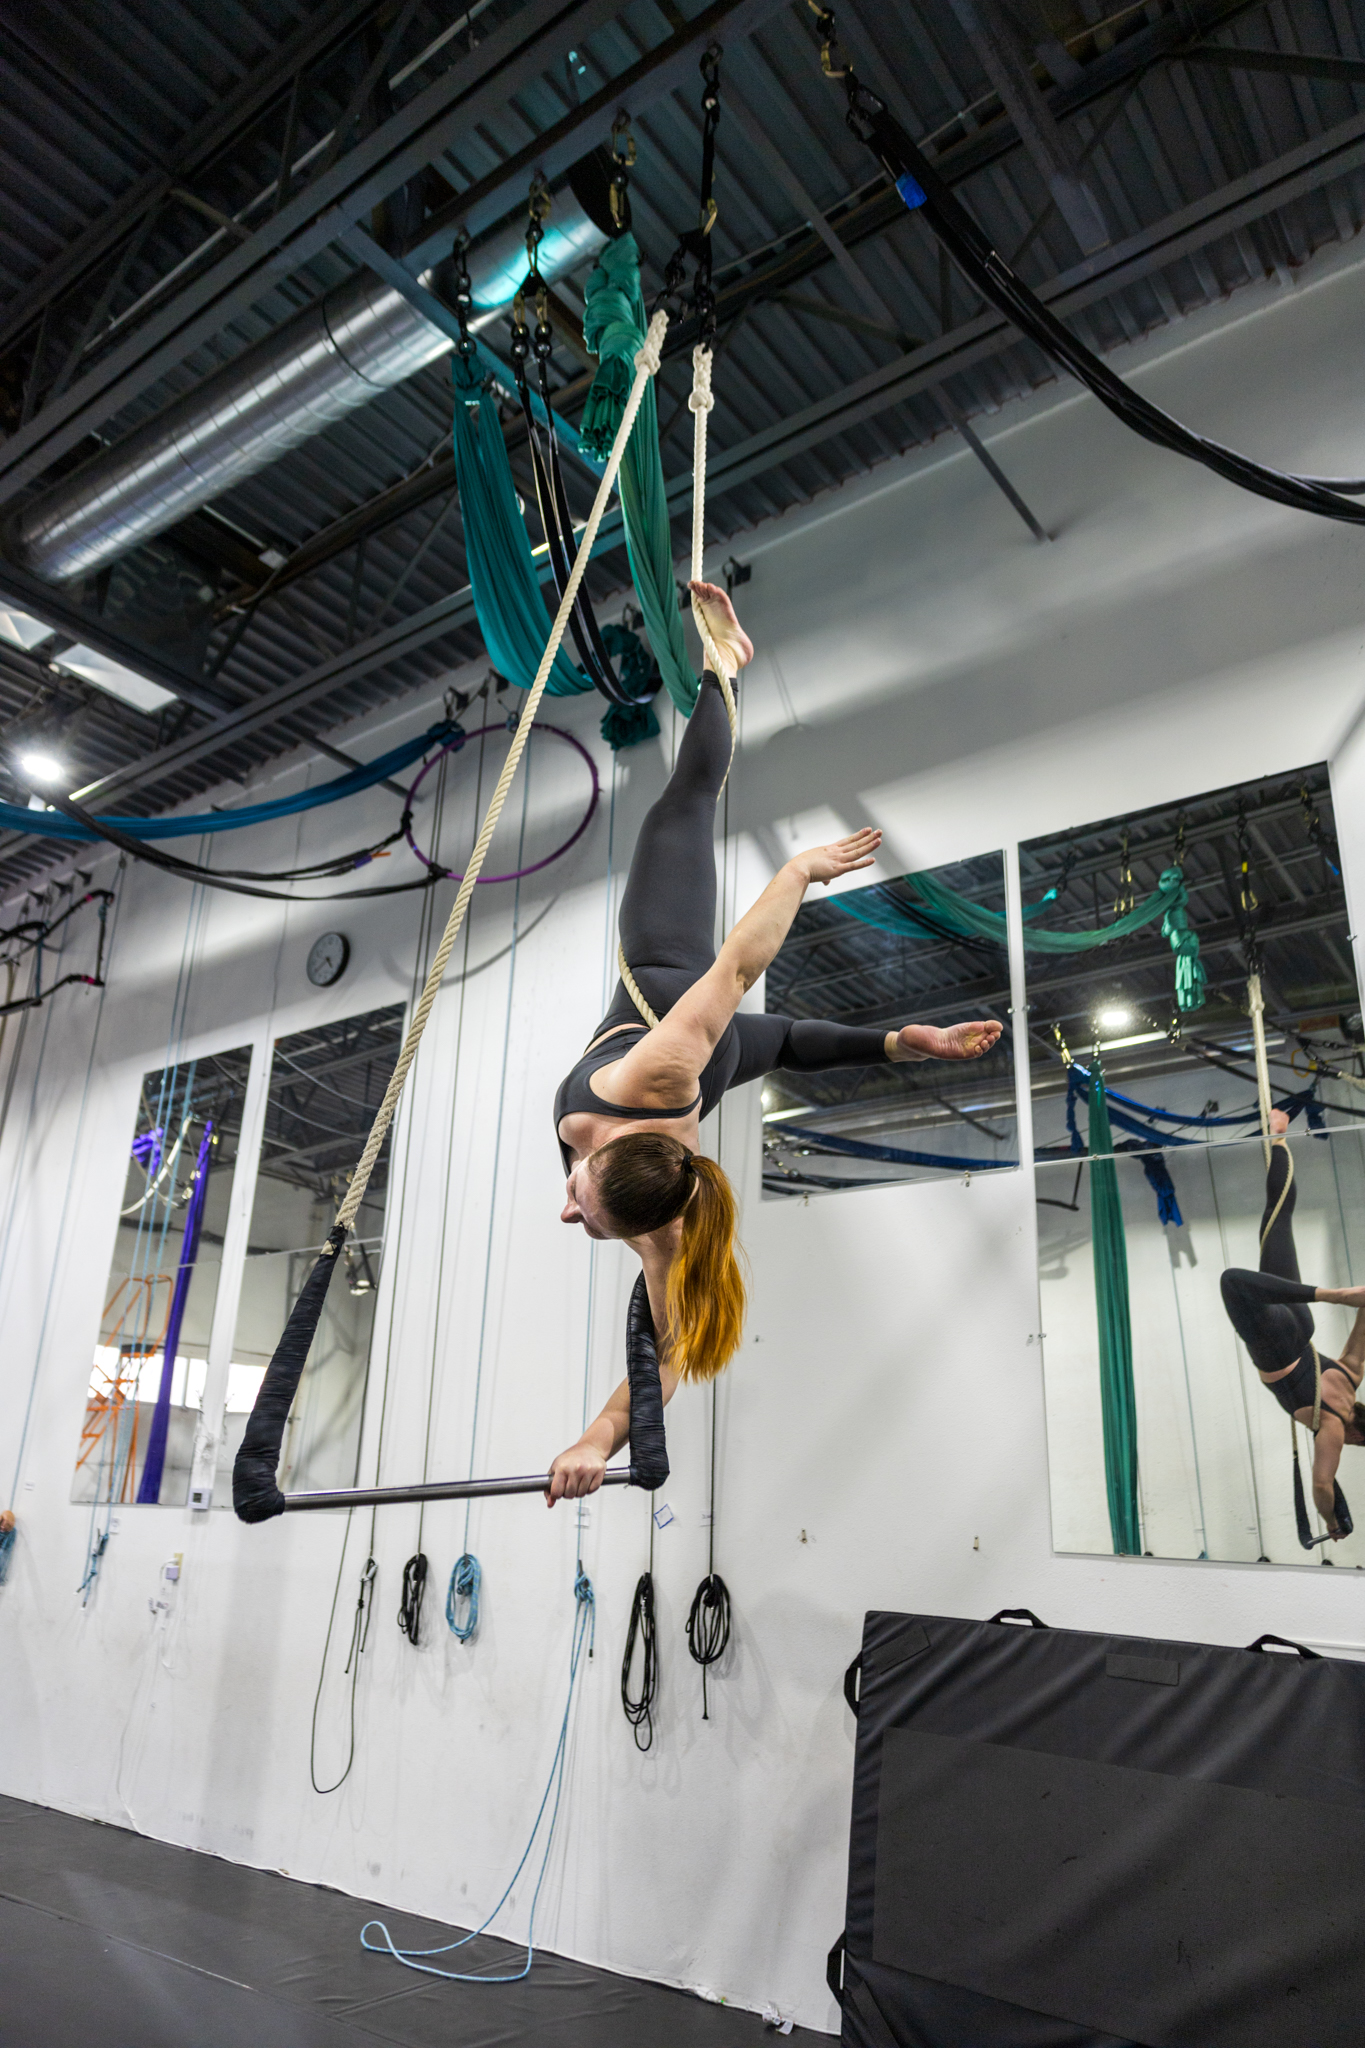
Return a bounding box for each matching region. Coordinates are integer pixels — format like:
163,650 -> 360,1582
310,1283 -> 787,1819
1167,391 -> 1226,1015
0,1797 -> 818,2044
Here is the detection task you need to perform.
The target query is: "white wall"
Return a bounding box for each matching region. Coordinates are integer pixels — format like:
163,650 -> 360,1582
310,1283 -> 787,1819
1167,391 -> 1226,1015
8,238 -> 1365,2033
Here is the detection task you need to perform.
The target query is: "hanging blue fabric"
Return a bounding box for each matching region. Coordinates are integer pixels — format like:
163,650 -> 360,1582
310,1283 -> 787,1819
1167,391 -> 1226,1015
0,1518 -> 14,1585
779,1127 -> 1017,1172
136,1119 -> 213,1505
6,720 -> 455,843
1114,1142 -> 1184,1226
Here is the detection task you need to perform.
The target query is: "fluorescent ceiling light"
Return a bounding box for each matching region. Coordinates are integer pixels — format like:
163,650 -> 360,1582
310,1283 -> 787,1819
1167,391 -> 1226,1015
1097,1005 -> 1132,1030
0,607 -> 55,652
19,751 -> 65,785
1097,1028 -> 1167,1050
55,645 -> 177,713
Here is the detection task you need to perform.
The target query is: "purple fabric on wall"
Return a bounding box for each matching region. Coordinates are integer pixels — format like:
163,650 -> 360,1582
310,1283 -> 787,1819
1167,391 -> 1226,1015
136,1121 -> 212,1506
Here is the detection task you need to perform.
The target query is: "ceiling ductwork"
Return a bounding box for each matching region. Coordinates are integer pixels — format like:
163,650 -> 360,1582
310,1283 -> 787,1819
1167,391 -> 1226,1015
9,183 -> 608,586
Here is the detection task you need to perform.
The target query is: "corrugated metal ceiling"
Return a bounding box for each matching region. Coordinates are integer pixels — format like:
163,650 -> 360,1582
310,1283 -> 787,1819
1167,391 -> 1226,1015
1,0 -> 1364,892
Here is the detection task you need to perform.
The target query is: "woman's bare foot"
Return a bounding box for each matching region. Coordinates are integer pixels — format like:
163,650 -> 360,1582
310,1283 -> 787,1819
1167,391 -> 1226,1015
1318,1283 -> 1365,1309
690,580 -> 753,672
1269,1107 -> 1290,1140
890,1020 -> 1004,1063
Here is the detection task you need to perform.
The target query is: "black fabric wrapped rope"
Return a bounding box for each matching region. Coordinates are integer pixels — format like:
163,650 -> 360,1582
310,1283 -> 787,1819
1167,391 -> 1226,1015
233,1248 -> 669,1519
233,1224 -> 347,1522
624,1271 -> 669,1491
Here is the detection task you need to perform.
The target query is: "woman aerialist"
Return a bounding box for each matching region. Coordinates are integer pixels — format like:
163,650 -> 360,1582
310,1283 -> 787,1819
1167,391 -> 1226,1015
1220,1109 -> 1365,1540
546,582 -> 1003,1504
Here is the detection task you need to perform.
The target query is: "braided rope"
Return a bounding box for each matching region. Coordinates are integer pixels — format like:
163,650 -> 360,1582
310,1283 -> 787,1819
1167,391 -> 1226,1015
334,312 -> 670,1232
1259,1143 -> 1294,1253
617,944 -> 660,1030
688,346 -> 737,749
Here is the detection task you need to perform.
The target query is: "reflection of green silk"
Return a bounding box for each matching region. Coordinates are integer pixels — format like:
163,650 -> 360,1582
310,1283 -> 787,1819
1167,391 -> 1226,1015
1087,1065 -> 1141,1555
836,864 -> 1206,1012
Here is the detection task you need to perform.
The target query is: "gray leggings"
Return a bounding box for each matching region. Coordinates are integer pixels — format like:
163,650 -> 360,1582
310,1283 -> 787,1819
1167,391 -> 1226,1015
591,673 -> 890,1098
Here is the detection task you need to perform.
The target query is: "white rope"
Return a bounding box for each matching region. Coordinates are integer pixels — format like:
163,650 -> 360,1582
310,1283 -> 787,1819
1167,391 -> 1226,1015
1247,971 -> 1273,1167
688,346 -> 737,749
333,312 -> 670,1232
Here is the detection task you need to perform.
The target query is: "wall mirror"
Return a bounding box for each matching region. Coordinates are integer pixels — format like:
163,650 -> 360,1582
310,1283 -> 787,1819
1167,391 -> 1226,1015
1026,764 -> 1365,1566
75,1045 -> 253,1508
215,1003 -> 404,1500
761,850 -> 1016,1196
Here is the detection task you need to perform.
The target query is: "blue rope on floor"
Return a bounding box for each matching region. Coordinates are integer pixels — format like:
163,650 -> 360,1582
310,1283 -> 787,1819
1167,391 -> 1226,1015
361,1564 -> 595,1983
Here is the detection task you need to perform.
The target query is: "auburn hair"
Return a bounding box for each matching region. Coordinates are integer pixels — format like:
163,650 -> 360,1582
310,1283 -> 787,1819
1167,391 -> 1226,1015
590,1132 -> 746,1382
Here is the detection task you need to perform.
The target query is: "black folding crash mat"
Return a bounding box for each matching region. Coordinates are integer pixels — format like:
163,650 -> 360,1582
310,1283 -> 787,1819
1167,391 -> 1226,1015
830,1608 -> 1365,2048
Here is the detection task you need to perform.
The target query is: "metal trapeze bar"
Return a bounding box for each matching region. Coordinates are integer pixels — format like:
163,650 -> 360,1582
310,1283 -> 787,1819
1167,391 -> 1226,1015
281,1466 -> 634,1511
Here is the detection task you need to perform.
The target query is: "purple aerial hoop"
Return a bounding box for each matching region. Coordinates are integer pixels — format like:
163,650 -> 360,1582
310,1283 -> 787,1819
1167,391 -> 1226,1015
404,722 -> 600,883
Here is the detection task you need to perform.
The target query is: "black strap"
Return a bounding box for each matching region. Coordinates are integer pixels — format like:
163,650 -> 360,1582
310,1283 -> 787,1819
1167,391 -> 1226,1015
988,1607 -> 1048,1628
826,1932 -> 846,2003
625,1272 -> 669,1489
1246,1633 -> 1321,1658
843,1653 -> 861,1716
234,1224 -> 347,1521
815,24 -> 1365,528
38,787 -> 451,903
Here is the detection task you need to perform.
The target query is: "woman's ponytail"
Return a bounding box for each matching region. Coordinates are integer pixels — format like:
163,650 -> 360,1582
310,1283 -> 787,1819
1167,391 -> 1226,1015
666,1154 -> 747,1383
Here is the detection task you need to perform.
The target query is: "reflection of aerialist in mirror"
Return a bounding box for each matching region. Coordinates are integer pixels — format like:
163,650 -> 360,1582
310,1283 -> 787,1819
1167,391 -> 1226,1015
546,582 -> 1003,1504
1220,1109 -> 1365,1540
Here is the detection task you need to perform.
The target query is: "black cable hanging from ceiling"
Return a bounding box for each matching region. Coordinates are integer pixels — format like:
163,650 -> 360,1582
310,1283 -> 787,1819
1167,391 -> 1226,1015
807,5 -> 1365,528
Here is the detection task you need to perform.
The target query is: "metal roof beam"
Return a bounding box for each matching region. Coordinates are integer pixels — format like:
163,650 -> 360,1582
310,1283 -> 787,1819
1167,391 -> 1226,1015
0,0 -> 791,516
0,0 -> 627,508
0,0 -> 383,362
6,21 -> 1364,842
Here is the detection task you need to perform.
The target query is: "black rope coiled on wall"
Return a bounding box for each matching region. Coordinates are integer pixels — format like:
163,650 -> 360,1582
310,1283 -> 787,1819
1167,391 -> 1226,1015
398,1551 -> 428,1646
686,1573 -> 731,1722
621,1570 -> 659,1751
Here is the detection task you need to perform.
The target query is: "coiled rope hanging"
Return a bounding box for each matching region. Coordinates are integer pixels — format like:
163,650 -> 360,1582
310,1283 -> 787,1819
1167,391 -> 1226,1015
398,1551 -> 428,1645
234,313 -> 670,1526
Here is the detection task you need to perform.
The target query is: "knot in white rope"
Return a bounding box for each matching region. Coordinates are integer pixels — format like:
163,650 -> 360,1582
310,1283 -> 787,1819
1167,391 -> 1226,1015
688,344 -> 715,414
633,309 -> 668,378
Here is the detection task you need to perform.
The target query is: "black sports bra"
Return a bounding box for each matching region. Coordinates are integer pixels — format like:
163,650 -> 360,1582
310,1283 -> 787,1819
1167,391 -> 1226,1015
553,1025 -> 702,1175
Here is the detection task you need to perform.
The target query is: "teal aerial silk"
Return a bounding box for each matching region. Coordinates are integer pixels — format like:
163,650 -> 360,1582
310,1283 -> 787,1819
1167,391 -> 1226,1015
451,355 -> 591,701
580,233 -> 697,717
1086,1065 -> 1142,1556
836,865 -> 1206,1011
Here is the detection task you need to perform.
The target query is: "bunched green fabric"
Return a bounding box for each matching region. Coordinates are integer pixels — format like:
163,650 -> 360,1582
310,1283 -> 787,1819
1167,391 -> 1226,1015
451,356 -> 591,700
1086,1065 -> 1142,1557
835,864 -> 1206,1011
580,233 -> 697,717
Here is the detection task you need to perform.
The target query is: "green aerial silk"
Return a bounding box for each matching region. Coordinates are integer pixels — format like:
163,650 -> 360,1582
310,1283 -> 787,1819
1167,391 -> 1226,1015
580,233 -> 698,717
451,355 -> 591,701
836,865 -> 1205,1012
1086,1064 -> 1142,1556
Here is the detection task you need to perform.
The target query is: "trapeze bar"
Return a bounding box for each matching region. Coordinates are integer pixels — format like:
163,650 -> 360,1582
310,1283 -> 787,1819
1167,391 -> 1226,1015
280,1467 -> 635,1512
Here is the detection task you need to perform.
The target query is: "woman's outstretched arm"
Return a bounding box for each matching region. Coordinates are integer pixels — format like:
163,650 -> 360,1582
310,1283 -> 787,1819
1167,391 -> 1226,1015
606,829 -> 883,1108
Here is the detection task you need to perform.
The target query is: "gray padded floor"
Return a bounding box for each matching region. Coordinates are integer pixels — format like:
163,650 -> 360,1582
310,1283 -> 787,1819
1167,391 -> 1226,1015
0,1794 -> 817,2045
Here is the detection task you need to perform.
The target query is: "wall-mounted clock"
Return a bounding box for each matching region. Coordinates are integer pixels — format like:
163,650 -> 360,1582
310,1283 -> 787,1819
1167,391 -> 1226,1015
306,932 -> 350,987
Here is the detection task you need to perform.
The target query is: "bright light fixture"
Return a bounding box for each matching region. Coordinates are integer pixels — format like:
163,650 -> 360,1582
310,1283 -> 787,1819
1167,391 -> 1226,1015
55,645 -> 176,713
0,607 -> 55,652
19,751 -> 65,785
1097,1005 -> 1132,1031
